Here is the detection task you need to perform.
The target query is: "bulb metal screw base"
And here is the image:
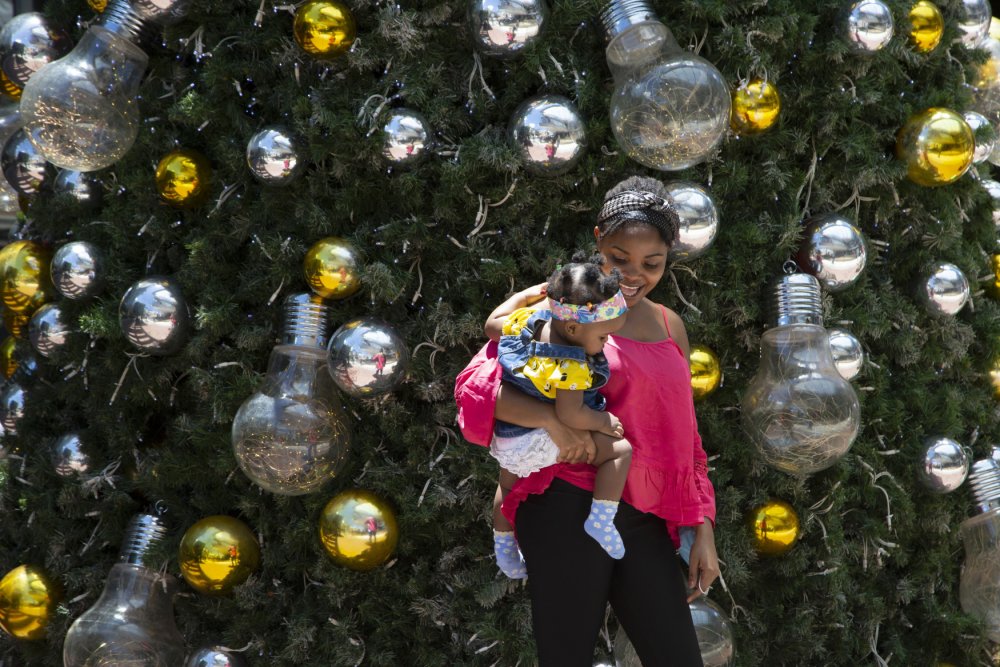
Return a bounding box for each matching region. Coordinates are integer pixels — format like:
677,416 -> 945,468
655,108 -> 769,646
282,293 -> 331,349
120,514 -> 169,567
969,458 -> 1000,515
101,0 -> 189,44
600,0 -> 657,42
772,273 -> 823,327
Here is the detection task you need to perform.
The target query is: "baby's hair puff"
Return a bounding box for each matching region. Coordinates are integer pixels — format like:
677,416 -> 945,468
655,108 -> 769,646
546,251 -> 622,308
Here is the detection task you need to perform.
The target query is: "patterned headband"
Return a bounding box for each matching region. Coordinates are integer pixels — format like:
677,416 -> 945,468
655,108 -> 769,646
597,190 -> 672,226
548,291 -> 628,324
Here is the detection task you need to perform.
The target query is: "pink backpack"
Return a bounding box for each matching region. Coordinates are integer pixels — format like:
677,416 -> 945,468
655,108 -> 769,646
453,340 -> 501,446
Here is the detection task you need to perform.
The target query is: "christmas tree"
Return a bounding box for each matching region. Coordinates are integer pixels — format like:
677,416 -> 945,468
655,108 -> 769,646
1,0 -> 1000,664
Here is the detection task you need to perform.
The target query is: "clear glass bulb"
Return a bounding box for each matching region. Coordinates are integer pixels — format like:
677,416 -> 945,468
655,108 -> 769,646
601,0 -> 731,171
232,294 -> 350,495
960,458 -> 1000,642
63,515 -> 185,667
742,274 -> 861,476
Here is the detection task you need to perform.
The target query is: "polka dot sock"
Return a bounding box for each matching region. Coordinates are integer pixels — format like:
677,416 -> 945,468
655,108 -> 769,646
584,499 -> 625,559
493,530 -> 527,579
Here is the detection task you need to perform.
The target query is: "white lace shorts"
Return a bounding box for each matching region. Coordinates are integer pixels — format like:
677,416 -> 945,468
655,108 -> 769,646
490,429 -> 560,478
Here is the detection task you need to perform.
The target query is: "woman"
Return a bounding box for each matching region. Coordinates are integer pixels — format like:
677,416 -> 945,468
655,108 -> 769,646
466,176 -> 719,666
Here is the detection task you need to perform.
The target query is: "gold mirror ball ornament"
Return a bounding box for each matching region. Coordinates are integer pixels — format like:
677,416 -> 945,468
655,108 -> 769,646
896,108 -> 975,187
3,308 -> 29,339
0,564 -> 61,640
178,515 -> 261,596
748,499 -> 800,556
293,1 -> 356,59
689,343 -> 722,401
0,240 -> 54,315
990,349 -> 1000,400
908,1 -> 944,53
730,78 -> 781,135
155,149 -> 212,208
303,236 -> 363,300
0,70 -> 20,102
319,489 -> 399,571
0,335 -> 15,379
988,253 -> 1000,299
88,0 -> 106,11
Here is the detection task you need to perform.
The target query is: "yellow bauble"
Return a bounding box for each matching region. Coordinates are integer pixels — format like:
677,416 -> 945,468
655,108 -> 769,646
3,308 -> 29,339
730,78 -> 781,135
319,489 -> 399,571
0,336 -> 16,379
294,1 -> 356,59
0,70 -> 20,102
0,565 -> 61,640
896,108 -> 975,187
303,236 -> 363,299
178,515 -> 260,596
748,499 -> 800,556
991,16 -> 1000,42
908,1 -> 943,53
88,0 -> 107,11
990,350 -> 1000,400
0,240 -> 54,314
689,344 -> 722,401
988,253 -> 1000,299
155,149 -> 212,208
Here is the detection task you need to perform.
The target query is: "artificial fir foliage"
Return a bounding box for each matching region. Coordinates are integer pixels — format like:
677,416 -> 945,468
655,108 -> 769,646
1,0 -> 1000,664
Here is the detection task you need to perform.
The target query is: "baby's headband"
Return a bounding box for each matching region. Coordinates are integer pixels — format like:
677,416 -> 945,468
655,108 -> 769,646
548,291 -> 628,324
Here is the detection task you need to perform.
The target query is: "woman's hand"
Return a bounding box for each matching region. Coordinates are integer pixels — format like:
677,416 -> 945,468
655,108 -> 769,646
686,519 -> 720,603
544,417 -> 596,464
519,282 -> 548,307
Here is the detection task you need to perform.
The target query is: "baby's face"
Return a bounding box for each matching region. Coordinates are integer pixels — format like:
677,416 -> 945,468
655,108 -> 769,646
567,315 -> 627,355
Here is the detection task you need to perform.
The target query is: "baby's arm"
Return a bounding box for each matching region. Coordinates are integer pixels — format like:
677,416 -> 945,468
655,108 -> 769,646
554,389 -> 623,439
484,283 -> 548,341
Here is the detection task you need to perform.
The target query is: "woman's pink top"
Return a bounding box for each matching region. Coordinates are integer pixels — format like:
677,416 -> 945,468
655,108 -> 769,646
501,307 -> 716,538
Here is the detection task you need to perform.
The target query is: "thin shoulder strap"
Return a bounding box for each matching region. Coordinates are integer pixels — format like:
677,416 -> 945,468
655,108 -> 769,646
659,305 -> 672,339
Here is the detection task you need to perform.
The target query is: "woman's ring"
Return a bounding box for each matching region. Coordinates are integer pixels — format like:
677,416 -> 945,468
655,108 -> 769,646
698,582 -> 711,595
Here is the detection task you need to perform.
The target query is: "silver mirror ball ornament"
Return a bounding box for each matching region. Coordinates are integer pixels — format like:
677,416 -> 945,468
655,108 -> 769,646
53,169 -> 103,209
964,111 -> 997,164
28,303 -> 71,358
957,0 -> 992,48
796,213 -> 867,292
327,318 -> 409,397
184,646 -> 248,667
0,380 -> 25,435
842,0 -> 894,53
53,432 -> 90,478
981,178 -> 1000,232
131,0 -> 191,25
615,597 -> 735,666
1,127 -> 53,195
508,94 -> 586,176
51,241 -> 106,300
0,12 -> 70,89
920,262 -> 970,316
919,436 -> 970,493
246,126 -> 304,186
381,108 -> 431,167
119,276 -> 191,355
828,328 -> 864,381
0,103 -> 21,217
468,0 -> 548,58
666,181 -> 719,262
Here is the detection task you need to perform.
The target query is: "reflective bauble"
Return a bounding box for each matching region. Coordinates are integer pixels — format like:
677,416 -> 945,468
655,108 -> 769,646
956,0 -> 991,47
0,71 -> 18,102
185,646 -> 248,667
246,126 -> 304,186
919,262 -> 969,316
155,148 -> 212,208
0,336 -> 15,379
327,318 -> 409,397
381,108 -> 431,166
131,0 -> 190,24
0,239 -> 54,314
971,34 -> 1000,118
748,499 -> 800,556
1,128 -> 53,195
319,489 -> 399,570
303,236 -> 362,300
730,78 -> 781,135
963,111 -> 996,164
51,241 -> 105,301
88,0 -> 107,11
0,13 -> 70,89
990,349 -> 1000,400
989,253 -> 1000,300
896,108 -> 975,187
0,103 -> 21,216
666,181 -> 719,261
614,597 -> 735,666
178,515 -> 261,596
2,309 -> 28,339
796,213 -> 867,292
28,302 -> 70,357
981,178 -> 1000,232
907,0 -> 943,53
293,1 -> 356,59
828,328 -> 864,381
0,380 -> 25,435
0,565 -> 60,640
52,169 -> 103,209
468,0 -> 547,58
508,94 -> 586,176
842,0 -> 894,53
918,436 -> 969,493
689,344 -> 721,401
53,432 -> 90,478
119,276 -> 191,355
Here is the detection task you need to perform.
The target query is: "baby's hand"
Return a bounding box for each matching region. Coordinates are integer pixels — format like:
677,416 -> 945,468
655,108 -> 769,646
602,413 -> 624,439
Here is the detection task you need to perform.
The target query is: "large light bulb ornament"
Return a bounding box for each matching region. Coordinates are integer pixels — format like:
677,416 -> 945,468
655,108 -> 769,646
232,293 -> 351,495
18,0 -> 189,172
600,0 -> 730,171
741,273 -> 861,476
959,458 -> 1000,642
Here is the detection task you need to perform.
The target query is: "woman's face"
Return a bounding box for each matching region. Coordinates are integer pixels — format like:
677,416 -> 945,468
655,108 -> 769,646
594,223 -> 669,308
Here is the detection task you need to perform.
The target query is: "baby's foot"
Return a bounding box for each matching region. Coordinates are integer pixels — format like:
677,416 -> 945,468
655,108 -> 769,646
493,530 -> 527,579
584,499 -> 625,559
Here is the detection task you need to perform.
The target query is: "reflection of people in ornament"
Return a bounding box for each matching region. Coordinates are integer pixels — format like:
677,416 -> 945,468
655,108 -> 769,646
373,352 -> 386,376
228,545 -> 238,565
365,516 -> 377,543
455,176 -> 717,666
482,255 -> 634,579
